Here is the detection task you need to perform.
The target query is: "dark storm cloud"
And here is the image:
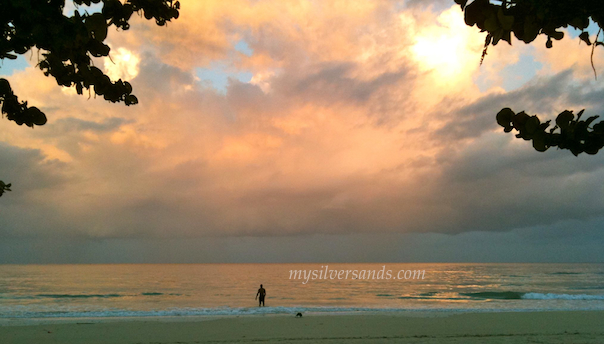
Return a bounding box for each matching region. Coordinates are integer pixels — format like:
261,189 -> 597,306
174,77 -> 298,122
0,143 -> 73,237
134,54 -> 197,91
436,69 -> 579,141
0,143 -> 68,193
430,135 -> 604,234
274,62 -> 411,108
47,117 -> 129,134
3,219 -> 604,263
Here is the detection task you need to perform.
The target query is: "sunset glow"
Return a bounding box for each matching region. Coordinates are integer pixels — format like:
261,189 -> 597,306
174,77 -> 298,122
1,0 -> 604,263
411,8 -> 482,82
104,47 -> 140,81
413,34 -> 465,76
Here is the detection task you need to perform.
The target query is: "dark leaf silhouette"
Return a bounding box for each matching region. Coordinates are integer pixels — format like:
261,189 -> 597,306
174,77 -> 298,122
457,0 -> 604,154
0,0 -> 180,196
0,181 -> 10,197
497,108 -> 604,156
0,0 -> 180,128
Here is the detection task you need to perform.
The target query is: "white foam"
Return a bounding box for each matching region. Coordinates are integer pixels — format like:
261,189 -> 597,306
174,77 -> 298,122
3,303 -> 604,319
0,306 -> 404,319
522,293 -> 604,300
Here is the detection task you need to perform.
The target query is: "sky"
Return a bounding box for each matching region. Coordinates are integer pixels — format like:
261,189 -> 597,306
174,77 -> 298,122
1,0 -> 604,263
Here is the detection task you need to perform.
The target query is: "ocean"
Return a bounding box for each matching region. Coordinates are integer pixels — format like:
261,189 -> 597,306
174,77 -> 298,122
1,263 -> 604,319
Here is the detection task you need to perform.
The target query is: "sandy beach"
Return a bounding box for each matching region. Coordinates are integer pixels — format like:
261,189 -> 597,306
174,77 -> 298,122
2,311 -> 604,343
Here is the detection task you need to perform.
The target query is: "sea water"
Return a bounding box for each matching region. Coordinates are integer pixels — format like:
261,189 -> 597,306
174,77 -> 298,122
1,263 -> 603,319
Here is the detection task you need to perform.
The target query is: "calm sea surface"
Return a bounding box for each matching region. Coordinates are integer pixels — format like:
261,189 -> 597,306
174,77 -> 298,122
1,263 -> 603,319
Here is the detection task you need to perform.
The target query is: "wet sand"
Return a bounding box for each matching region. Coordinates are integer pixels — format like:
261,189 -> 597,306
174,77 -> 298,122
2,311 -> 604,343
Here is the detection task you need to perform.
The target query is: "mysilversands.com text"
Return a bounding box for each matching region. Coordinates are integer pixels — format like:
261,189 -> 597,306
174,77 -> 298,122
289,265 -> 426,284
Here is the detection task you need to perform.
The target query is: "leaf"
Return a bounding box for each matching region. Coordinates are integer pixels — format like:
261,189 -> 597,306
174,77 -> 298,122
579,32 -> 591,45
593,122 -> 604,133
532,134 -> 548,152
455,0 -> 468,10
496,108 -> 515,128
484,15 -> 499,32
88,40 -> 111,57
550,30 -> 564,40
525,116 -> 540,134
569,16 -> 589,30
0,78 -> 12,94
0,181 -> 11,197
492,28 -> 504,45
125,94 -> 138,105
584,144 -> 600,155
497,7 -> 514,30
501,30 -> 512,45
556,110 -> 574,129
85,13 -> 108,41
585,115 -> 599,127
512,111 -> 529,128
28,107 -> 47,126
523,17 -> 540,43
464,0 -> 489,27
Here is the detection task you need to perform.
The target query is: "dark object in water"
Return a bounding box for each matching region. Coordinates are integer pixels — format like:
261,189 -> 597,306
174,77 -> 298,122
296,312 -> 303,317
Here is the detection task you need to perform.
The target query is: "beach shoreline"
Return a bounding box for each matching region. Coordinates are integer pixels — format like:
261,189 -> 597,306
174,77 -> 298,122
2,310 -> 604,343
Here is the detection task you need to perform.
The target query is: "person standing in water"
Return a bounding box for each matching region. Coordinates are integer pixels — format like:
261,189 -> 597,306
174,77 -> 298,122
255,284 -> 266,307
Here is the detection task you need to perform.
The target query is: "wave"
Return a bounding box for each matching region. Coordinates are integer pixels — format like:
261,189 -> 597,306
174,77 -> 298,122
574,286 -> 604,290
2,292 -> 181,300
382,291 -> 604,301
549,272 -> 583,275
522,293 -> 604,300
461,292 -> 523,300
0,306 -> 561,319
397,296 -> 466,300
4,302 -> 604,319
461,291 -> 604,300
36,294 -> 122,299
0,295 -> 36,300
0,306 -> 436,319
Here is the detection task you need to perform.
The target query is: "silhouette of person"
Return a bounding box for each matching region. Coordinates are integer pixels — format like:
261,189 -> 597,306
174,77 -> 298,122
255,284 -> 266,307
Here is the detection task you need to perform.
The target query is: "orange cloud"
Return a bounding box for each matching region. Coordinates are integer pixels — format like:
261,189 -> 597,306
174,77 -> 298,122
1,1 -> 595,239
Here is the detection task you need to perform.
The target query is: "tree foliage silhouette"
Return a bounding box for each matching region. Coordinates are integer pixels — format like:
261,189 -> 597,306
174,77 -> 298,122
0,0 -> 180,197
457,0 -> 604,155
0,181 -> 10,197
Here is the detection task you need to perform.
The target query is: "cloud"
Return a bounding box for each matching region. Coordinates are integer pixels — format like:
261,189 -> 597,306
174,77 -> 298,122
1,0 -> 604,260
434,132 -> 604,233
0,143 -> 73,236
436,69 -> 579,141
104,47 -> 140,81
